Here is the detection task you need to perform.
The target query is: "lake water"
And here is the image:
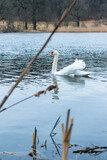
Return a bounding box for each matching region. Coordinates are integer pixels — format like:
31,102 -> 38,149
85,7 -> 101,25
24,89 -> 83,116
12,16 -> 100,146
0,33 -> 107,160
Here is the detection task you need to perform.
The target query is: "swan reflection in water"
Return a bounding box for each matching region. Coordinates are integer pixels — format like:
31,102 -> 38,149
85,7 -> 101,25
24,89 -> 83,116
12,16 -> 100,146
52,75 -> 59,100
52,75 -> 87,100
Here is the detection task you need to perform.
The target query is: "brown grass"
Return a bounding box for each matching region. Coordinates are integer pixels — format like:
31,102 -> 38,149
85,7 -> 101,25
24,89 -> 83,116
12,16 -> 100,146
0,20 -> 107,32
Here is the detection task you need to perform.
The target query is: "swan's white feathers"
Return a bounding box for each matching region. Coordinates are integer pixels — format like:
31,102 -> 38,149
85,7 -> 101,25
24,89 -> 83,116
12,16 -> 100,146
55,59 -> 86,75
50,50 -> 90,77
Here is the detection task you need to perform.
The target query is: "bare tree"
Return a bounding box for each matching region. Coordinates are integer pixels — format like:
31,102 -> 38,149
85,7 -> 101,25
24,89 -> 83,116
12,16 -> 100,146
71,0 -> 88,27
0,0 -> 107,31
16,0 -> 31,30
0,0 -> 6,21
30,0 -> 46,30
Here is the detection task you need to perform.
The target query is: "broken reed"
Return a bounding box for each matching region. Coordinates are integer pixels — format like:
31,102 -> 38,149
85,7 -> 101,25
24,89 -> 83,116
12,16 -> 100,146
0,84 -> 56,113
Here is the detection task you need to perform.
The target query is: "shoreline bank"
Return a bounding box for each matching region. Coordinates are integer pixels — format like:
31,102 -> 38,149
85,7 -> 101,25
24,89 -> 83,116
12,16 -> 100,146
0,20 -> 107,33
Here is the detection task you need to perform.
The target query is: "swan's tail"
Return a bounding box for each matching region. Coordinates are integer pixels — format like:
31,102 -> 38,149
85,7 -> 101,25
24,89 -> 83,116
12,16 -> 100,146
70,59 -> 86,70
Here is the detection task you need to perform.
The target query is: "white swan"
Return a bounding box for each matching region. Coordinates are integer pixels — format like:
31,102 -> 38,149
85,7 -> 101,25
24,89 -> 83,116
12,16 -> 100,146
49,50 -> 90,77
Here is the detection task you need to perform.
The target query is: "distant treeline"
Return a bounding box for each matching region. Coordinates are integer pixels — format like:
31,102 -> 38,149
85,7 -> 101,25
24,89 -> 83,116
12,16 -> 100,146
0,0 -> 107,31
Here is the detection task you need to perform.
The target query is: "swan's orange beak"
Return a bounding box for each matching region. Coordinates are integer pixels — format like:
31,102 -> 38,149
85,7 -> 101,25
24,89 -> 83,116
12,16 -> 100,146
49,52 -> 53,56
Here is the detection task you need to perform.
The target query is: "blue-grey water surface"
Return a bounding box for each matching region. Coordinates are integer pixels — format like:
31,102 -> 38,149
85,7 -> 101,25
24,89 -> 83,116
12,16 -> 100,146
0,33 -> 107,160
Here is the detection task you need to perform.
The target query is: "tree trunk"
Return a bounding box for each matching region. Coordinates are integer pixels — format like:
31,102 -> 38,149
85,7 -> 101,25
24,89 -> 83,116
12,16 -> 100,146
24,9 -> 28,30
32,0 -> 37,30
77,16 -> 80,27
25,18 -> 28,30
32,14 -> 36,30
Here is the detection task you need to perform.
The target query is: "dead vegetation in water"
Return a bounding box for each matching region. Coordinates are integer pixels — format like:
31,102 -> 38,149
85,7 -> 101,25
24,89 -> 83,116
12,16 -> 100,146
1,144 -> 107,158
1,111 -> 107,159
27,109 -> 74,160
29,110 -> 107,159
72,144 -> 107,155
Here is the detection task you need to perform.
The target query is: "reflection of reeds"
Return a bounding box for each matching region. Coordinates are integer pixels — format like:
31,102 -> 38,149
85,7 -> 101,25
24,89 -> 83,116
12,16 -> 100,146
50,116 -> 61,156
40,140 -> 47,150
50,116 -> 60,137
50,135 -> 61,157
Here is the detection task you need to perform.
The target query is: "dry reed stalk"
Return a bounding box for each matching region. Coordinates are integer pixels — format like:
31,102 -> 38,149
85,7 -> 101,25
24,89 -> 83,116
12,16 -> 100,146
0,0 -> 77,109
0,84 -> 56,113
62,109 -> 73,160
73,144 -> 107,154
33,128 -> 37,151
31,128 -> 37,156
32,132 -> 35,148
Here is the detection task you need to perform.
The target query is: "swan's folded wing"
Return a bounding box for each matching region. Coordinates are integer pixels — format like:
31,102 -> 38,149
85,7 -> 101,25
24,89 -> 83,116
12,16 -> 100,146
56,59 -> 86,75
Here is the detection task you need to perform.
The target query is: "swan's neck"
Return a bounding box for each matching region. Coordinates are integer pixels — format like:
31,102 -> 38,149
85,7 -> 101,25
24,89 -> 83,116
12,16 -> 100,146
52,53 -> 58,74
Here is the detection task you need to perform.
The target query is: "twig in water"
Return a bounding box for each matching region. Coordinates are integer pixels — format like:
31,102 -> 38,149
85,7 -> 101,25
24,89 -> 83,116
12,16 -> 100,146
62,109 -> 73,160
0,0 -> 77,109
0,84 -> 56,113
73,144 -> 107,155
50,116 -> 61,137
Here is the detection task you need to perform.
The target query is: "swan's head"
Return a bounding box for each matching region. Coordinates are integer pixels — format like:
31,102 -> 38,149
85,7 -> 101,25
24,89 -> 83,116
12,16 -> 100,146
49,50 -> 59,56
